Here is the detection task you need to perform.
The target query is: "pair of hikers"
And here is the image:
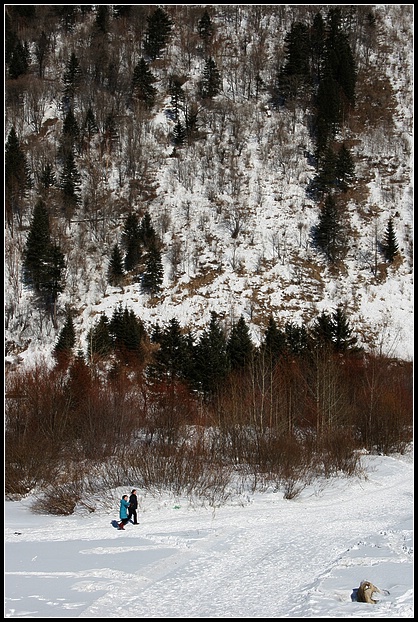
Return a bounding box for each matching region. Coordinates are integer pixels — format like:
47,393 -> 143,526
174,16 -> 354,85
118,489 -> 139,530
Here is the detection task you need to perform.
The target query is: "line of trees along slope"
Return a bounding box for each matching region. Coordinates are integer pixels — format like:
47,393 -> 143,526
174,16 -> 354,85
6,307 -> 412,506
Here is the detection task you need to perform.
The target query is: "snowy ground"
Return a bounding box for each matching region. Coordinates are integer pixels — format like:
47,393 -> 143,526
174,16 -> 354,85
5,449 -> 413,618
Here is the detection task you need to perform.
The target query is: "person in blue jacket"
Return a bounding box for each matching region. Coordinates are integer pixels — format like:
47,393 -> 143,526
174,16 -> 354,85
118,495 -> 130,530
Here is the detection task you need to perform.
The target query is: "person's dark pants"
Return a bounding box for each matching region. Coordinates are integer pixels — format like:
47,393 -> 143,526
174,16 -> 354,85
128,509 -> 138,524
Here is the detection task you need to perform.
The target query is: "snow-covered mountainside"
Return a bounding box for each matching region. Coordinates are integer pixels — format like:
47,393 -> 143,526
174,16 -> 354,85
5,5 -> 413,367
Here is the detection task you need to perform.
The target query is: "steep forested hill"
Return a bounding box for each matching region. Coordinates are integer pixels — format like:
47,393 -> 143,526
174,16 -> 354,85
5,5 -> 413,366
5,5 -> 413,502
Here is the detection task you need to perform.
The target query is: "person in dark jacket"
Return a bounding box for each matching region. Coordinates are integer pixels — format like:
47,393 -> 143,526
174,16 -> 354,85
128,489 -> 139,524
118,495 -> 130,530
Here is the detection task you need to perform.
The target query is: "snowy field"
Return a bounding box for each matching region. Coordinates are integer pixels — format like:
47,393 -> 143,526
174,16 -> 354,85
5,448 -> 413,618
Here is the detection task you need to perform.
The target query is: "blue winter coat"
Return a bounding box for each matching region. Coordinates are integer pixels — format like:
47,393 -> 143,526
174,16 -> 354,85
119,497 -> 130,520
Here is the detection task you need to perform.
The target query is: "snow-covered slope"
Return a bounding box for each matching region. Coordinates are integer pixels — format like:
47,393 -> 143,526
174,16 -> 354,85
4,5 -> 413,368
5,447 -> 413,618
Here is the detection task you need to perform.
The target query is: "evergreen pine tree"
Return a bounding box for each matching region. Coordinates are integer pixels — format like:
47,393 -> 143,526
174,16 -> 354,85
313,115 -> 333,163
284,322 -> 309,356
198,10 -> 214,45
199,57 -> 221,99
260,316 -> 286,363
122,212 -> 140,247
131,58 -> 157,108
277,22 -> 311,103
54,311 -> 76,363
150,321 -> 163,345
193,311 -> 230,396
124,238 -> 142,276
143,7 -> 173,61
381,216 -> 399,263
337,37 -> 357,107
62,52 -> 82,107
62,108 -> 80,139
8,39 -> 30,79
140,211 -> 157,248
109,303 -> 124,344
173,120 -> 186,146
227,315 -> 254,370
312,307 -> 358,353
149,317 -> 189,381
23,199 -> 52,291
109,305 -> 145,360
121,308 -> 146,356
315,72 -> 341,143
5,126 -> 31,227
108,244 -> 125,286
332,306 -> 358,352
43,242 -> 66,315
311,145 -> 337,196
122,212 -> 142,272
23,199 -> 65,319
60,107 -> 80,157
311,310 -> 335,348
60,150 -> 81,221
142,240 -> 163,296
325,8 -> 357,106
313,7 -> 356,151
313,194 -> 345,263
87,314 -> 112,360
335,143 -> 355,192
